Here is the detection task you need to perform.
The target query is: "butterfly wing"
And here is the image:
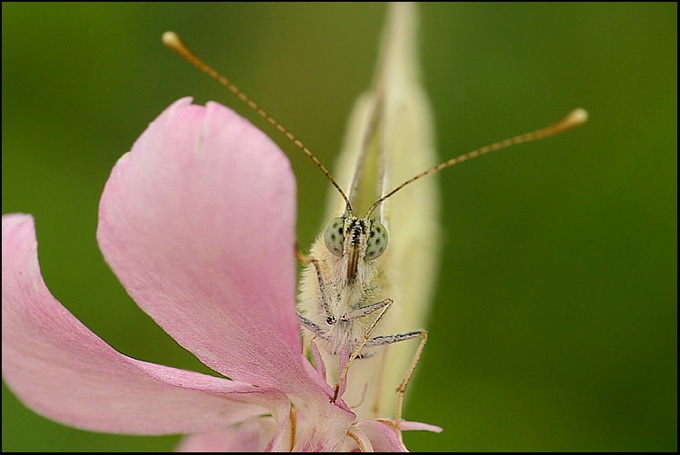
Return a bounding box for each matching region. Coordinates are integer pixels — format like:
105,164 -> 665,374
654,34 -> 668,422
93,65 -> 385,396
320,2 -> 441,419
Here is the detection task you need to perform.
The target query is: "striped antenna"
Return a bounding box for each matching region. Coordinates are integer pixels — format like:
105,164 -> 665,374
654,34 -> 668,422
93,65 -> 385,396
366,108 -> 588,218
162,31 -> 353,213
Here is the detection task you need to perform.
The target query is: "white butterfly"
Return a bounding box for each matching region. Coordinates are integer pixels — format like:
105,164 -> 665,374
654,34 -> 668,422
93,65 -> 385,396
163,2 -> 587,435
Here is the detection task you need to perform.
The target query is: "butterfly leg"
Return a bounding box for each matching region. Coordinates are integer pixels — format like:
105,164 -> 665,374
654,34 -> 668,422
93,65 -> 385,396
365,330 -> 428,440
297,312 -> 327,339
295,242 -> 313,263
297,312 -> 334,369
296,245 -> 338,334
304,258 -> 338,325
343,298 -> 393,322
331,300 -> 393,402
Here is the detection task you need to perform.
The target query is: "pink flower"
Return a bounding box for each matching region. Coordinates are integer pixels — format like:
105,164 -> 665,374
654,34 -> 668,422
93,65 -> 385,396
2,98 -> 440,451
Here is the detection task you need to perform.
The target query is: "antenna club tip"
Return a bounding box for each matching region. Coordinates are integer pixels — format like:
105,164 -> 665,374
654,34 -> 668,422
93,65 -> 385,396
568,108 -> 589,125
162,31 -> 181,48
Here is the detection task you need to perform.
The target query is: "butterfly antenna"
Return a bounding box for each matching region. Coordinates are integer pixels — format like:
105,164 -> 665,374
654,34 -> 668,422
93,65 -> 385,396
366,108 -> 588,218
163,31 -> 352,212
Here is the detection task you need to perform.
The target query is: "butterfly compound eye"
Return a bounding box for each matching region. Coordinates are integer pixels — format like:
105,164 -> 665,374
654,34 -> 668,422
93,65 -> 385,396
324,217 -> 345,257
365,220 -> 388,260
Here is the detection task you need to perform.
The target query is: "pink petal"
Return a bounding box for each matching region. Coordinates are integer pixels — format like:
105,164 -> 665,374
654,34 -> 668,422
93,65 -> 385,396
399,419 -> 443,433
176,418 -> 282,452
97,98 -> 320,396
2,214 -> 290,435
348,419 -> 443,452
308,340 -> 326,382
350,420 -> 406,452
178,394 -> 359,452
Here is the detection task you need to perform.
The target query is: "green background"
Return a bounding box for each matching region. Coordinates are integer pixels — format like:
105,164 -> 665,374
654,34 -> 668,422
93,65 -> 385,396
2,2 -> 676,451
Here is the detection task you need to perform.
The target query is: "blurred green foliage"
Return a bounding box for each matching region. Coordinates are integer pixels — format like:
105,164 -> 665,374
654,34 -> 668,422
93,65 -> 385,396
2,2 -> 676,451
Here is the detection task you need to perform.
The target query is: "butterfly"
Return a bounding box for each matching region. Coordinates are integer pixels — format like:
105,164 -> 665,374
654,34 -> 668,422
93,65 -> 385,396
163,2 -> 587,435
